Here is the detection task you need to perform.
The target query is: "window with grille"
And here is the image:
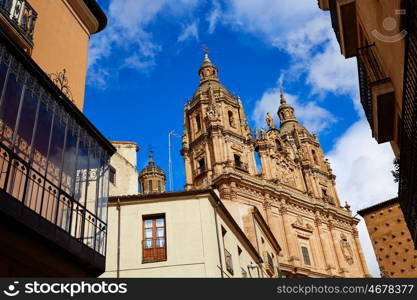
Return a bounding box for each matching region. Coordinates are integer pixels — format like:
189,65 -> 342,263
301,246 -> 311,265
142,215 -> 166,262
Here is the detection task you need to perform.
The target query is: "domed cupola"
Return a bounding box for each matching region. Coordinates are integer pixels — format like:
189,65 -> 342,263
139,151 -> 166,194
199,52 -> 220,84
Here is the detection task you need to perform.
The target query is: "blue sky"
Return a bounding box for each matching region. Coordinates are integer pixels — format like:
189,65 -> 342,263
85,0 -> 398,276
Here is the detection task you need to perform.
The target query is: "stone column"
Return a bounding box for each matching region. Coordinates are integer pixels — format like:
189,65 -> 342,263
315,216 -> 332,276
279,200 -> 299,266
184,154 -> 193,190
352,227 -> 370,277
328,221 -> 343,275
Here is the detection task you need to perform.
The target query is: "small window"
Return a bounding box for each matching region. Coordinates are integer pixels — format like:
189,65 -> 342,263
158,180 -> 161,192
109,165 -> 116,184
195,114 -> 201,131
311,149 -> 318,164
228,111 -> 235,128
148,180 -> 153,192
301,246 -> 311,265
198,158 -> 206,172
234,154 -> 241,167
143,215 -> 166,262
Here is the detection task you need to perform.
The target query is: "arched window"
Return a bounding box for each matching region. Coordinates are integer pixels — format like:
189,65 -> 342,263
228,111 -> 235,128
195,115 -> 201,131
158,180 -> 161,192
312,149 -> 318,164
148,180 -> 153,192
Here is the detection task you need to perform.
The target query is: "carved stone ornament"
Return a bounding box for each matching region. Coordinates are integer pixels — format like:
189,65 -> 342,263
340,233 -> 354,265
292,215 -> 313,232
266,112 -> 275,129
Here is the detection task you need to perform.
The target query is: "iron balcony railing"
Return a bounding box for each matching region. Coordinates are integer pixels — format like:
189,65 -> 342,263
399,0 -> 417,246
357,44 -> 390,129
0,28 -> 115,262
224,248 -> 234,275
0,0 -> 37,45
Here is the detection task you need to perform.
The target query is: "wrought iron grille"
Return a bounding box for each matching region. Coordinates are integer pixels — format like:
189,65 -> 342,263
399,0 -> 417,246
357,44 -> 390,129
0,37 -> 112,256
0,0 -> 37,45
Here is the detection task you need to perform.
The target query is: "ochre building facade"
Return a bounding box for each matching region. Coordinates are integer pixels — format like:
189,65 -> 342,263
359,198 -> 417,278
181,53 -> 370,277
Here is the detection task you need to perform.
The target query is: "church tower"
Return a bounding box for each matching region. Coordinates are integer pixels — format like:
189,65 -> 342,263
139,151 -> 166,194
181,53 -> 256,190
181,53 -> 370,278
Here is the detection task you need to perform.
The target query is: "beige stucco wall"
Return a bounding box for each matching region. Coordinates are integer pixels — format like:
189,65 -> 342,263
101,194 -> 264,278
29,0 -> 95,110
109,142 -> 139,196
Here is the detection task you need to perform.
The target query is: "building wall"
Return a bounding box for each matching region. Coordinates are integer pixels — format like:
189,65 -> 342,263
361,201 -> 417,277
355,0 -> 405,155
28,0 -> 98,110
102,195 -> 263,278
109,142 -> 139,196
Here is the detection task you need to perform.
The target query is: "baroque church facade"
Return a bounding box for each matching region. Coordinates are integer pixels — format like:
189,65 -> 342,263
180,53 -> 370,278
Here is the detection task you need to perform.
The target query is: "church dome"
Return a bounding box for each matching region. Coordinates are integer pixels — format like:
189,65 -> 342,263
139,152 -> 166,194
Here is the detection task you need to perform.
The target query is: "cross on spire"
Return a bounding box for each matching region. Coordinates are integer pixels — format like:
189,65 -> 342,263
202,44 -> 209,54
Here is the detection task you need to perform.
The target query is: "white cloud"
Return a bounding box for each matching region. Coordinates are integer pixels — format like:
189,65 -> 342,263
327,120 -> 398,277
207,0 -> 221,34
178,21 -> 200,42
252,88 -> 336,134
88,0 -> 200,86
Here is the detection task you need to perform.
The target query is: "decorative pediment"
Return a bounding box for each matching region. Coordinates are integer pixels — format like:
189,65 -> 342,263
292,215 -> 313,232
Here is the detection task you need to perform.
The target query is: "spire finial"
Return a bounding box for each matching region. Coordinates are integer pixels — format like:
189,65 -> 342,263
148,146 -> 154,164
280,87 -> 286,104
202,44 -> 211,63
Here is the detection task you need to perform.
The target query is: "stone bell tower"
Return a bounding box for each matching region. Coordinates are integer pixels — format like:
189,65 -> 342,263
139,151 -> 166,194
181,53 -> 257,190
181,53 -> 370,278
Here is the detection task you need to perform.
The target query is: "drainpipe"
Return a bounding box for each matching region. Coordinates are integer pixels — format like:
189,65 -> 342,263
252,210 -> 263,278
213,200 -> 224,278
116,198 -> 121,278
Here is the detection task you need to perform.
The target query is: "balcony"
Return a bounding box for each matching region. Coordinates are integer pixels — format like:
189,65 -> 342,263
329,0 -> 358,58
0,0 -> 37,47
0,29 -> 115,276
399,0 -> 417,247
357,45 -> 395,144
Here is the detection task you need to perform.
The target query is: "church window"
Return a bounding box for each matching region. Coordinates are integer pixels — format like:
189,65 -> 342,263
148,180 -> 153,192
228,111 -> 235,128
198,158 -> 206,172
234,154 -> 241,167
311,149 -> 318,164
109,165 -> 116,185
195,114 -> 201,131
158,180 -> 161,192
142,214 -> 166,262
301,246 -> 311,266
